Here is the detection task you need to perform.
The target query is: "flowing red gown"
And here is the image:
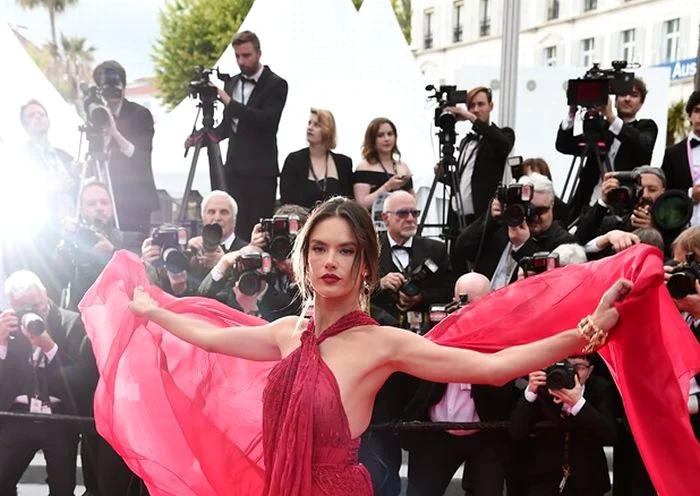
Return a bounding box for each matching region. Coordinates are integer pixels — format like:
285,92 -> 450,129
79,245 -> 700,496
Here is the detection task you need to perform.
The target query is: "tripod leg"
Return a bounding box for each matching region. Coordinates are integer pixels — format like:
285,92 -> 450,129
416,173 -> 441,237
96,159 -> 121,231
205,138 -> 227,192
178,141 -> 204,223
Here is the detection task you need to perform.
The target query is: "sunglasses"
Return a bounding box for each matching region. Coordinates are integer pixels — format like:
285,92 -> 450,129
388,209 -> 421,219
533,206 -> 551,217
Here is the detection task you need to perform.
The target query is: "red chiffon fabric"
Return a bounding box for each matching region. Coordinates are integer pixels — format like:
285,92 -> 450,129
79,246 -> 700,496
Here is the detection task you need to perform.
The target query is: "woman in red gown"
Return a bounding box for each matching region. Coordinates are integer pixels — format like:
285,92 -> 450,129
81,197 -> 700,496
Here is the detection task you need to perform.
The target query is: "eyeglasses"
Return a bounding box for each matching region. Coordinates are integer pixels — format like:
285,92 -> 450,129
533,206 -> 551,217
387,209 -> 421,219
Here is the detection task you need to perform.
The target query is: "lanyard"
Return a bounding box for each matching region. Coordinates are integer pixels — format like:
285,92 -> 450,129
309,153 -> 330,196
688,137 -> 700,184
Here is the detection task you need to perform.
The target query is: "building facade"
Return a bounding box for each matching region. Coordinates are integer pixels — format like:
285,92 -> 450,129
412,0 -> 698,103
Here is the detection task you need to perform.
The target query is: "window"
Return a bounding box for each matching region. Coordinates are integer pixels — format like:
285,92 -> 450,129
453,2 -> 463,43
544,46 -> 557,66
583,0 -> 597,12
580,38 -> 595,67
620,28 -> 636,62
662,18 -> 680,62
424,10 -> 433,49
547,0 -> 560,21
479,0 -> 490,37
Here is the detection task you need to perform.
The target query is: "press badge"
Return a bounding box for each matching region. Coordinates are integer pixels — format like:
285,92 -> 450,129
30,397 -> 51,414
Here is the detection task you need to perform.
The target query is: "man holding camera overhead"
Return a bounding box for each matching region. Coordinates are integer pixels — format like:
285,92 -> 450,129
92,60 -> 159,235
556,76 -> 658,222
0,270 -> 89,496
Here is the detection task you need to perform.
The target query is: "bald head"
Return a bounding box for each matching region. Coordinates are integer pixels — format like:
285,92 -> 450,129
454,273 -> 491,302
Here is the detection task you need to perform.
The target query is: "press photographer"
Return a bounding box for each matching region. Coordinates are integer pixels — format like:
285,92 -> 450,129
433,85 -> 515,237
57,181 -> 123,309
89,60 -> 159,234
509,355 -> 617,496
372,191 -> 453,332
198,204 -> 308,320
0,270 -> 90,496
556,66 -> 658,222
451,173 -> 576,288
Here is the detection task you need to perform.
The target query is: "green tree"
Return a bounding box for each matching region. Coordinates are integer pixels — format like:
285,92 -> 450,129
667,100 -> 689,146
353,0 -> 413,44
60,33 -> 96,106
16,0 -> 78,49
152,0 -> 254,109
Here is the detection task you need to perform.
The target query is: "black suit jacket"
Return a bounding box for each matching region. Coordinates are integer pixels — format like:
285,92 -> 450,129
509,375 -> 617,494
279,148 -> 354,207
556,118 -> 658,219
215,66 -> 288,179
446,120 -> 515,218
109,99 -> 159,215
450,213 -> 577,278
0,304 -> 88,415
661,138 -> 694,191
372,232 -> 454,319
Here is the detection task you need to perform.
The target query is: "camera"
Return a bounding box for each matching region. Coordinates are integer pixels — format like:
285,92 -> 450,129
666,253 -> 700,299
188,66 -> 231,103
82,85 -> 111,128
496,183 -> 535,227
519,252 -> 560,275
236,252 -> 272,296
651,190 -> 693,232
201,223 -> 223,253
151,225 -> 190,273
607,171 -> 642,216
261,215 -> 300,261
567,61 -> 635,108
401,258 -> 439,297
545,361 -> 576,390
57,218 -> 105,269
15,307 -> 46,337
426,84 -> 468,131
508,156 -> 524,181
429,294 -> 468,323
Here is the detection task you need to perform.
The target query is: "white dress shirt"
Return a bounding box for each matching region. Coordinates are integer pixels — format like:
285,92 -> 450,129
0,342 -> 61,406
524,384 -> 587,416
231,64 -> 264,133
387,233 -> 413,271
455,138 -> 480,216
103,100 -> 135,158
685,132 -> 700,226
430,383 -> 480,436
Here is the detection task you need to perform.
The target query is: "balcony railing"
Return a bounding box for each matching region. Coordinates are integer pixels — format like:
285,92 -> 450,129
479,19 -> 491,37
453,26 -> 463,43
424,35 -> 433,49
547,5 -> 559,20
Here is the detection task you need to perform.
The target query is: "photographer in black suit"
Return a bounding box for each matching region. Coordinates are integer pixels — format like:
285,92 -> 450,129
214,31 -> 289,239
440,86 -> 515,237
556,77 -> 658,222
0,270 -> 88,496
509,355 -> 617,496
92,60 -> 159,235
661,90 -> 700,202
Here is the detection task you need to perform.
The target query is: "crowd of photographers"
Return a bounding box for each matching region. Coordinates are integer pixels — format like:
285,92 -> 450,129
1,30 -> 700,496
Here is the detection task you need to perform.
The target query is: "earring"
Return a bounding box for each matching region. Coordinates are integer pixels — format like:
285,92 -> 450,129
363,277 -> 370,296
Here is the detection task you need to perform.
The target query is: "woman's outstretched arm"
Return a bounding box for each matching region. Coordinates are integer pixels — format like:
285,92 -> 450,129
129,287 -> 287,361
388,278 -> 632,386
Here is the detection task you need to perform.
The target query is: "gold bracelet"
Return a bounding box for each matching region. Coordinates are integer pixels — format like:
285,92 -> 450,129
577,315 -> 608,353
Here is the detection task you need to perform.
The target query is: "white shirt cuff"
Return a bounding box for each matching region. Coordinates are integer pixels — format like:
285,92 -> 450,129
210,266 -> 225,282
0,344 -> 7,360
689,394 -> 699,415
568,396 -> 586,416
585,238 -> 604,254
512,242 -> 525,252
608,117 -> 624,136
120,142 -> 135,158
561,116 -> 574,131
524,387 -> 537,403
44,344 -> 59,363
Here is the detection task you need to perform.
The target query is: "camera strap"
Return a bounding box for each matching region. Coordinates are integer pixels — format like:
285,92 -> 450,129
28,351 -> 51,413
687,138 -> 700,184
309,154 -> 330,195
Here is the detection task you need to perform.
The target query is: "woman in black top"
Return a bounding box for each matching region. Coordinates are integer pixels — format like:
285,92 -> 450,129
353,117 -> 415,210
280,109 -> 353,209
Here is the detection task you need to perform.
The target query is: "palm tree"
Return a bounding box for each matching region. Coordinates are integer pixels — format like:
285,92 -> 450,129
667,100 -> 688,146
60,33 -> 95,104
16,0 -> 79,49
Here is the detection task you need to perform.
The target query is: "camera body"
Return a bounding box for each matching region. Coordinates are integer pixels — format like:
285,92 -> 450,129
15,307 -> 46,337
429,294 -> 468,324
519,251 -> 560,275
261,215 -> 300,261
236,252 -> 272,296
401,258 -> 439,297
426,84 -> 468,131
82,85 -> 111,128
567,61 -> 635,108
57,218 -> 104,269
496,183 -> 535,227
545,361 -> 576,390
188,66 -> 231,102
667,253 -> 700,299
607,171 -> 642,216
201,223 -> 223,254
151,225 -> 190,273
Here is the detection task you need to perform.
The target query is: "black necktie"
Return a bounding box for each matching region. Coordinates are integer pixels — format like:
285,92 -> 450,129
690,138 -> 700,149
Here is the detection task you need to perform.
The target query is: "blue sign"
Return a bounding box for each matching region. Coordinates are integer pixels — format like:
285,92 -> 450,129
655,58 -> 697,81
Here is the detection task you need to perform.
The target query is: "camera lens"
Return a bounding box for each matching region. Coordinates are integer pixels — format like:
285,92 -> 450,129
269,237 -> 293,261
503,204 -> 526,227
163,248 -> 189,274
21,313 -> 45,337
667,272 -> 697,299
652,191 -> 693,232
238,272 -> 262,296
202,223 -> 223,253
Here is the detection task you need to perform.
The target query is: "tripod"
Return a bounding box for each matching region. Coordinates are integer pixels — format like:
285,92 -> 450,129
178,97 -> 227,223
417,127 -> 466,243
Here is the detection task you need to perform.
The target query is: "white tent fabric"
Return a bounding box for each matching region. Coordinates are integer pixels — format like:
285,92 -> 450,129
152,0 -> 440,207
0,18 -> 82,157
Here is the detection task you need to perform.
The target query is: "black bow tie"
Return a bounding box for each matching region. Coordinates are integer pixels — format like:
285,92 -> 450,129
690,138 -> 700,149
392,245 -> 412,254
241,76 -> 257,85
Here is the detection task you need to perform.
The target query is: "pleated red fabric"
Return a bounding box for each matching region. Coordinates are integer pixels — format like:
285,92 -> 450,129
80,245 -> 700,496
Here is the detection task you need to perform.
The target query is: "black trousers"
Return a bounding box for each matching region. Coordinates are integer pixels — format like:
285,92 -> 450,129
0,404 -> 79,496
527,473 -> 605,496
226,175 -> 277,242
359,430 -> 402,496
81,433 -> 148,496
406,430 -> 509,496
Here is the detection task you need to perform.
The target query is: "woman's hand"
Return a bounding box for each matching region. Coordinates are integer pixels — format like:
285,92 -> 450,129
129,286 -> 159,316
591,278 -> 633,332
384,174 -> 410,192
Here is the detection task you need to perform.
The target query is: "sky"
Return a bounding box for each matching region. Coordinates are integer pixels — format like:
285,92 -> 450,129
0,0 -> 166,80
